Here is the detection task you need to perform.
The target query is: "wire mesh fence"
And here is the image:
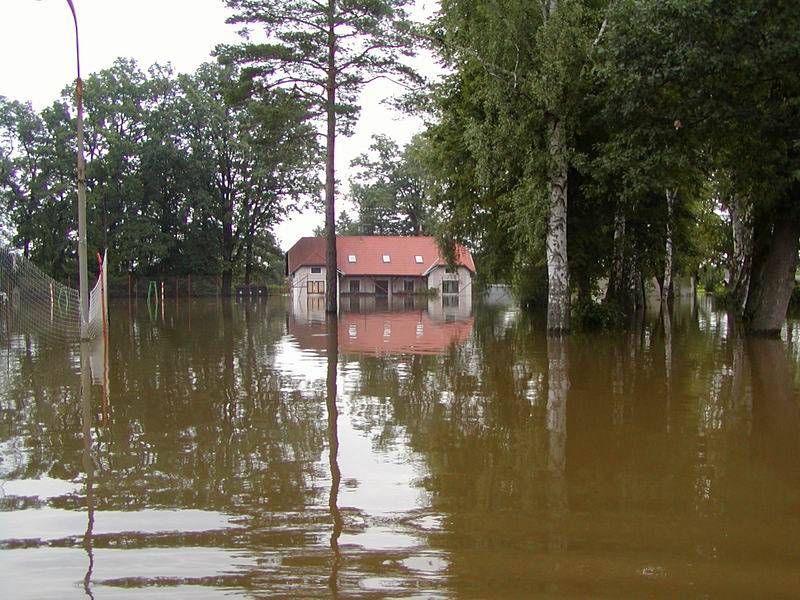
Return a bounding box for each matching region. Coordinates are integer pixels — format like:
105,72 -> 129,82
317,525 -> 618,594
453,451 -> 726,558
0,247 -> 107,344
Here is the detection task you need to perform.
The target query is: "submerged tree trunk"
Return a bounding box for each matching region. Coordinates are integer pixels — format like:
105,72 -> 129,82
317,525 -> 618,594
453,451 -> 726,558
546,118 -> 570,333
662,188 -> 676,307
729,194 -> 753,313
324,0 -> 338,314
743,209 -> 800,335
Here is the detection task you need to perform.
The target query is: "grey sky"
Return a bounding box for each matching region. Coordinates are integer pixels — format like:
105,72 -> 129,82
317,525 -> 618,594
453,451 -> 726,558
1,0 -> 435,249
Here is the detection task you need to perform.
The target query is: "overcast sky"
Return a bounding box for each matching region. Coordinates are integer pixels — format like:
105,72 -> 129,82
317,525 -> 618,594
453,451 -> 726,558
0,0 -> 436,250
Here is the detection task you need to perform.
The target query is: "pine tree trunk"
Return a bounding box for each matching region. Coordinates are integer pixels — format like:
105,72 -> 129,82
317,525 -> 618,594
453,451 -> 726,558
324,0 -> 338,314
546,118 -> 570,333
743,210 -> 800,335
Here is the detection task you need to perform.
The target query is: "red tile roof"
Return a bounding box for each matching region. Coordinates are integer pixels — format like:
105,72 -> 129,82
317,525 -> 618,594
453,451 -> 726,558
287,236 -> 475,276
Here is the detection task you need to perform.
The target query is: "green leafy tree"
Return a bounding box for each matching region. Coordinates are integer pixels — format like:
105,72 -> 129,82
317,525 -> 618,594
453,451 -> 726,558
597,0 -> 800,333
0,98 -> 49,259
430,0 -> 609,331
180,62 -> 319,295
0,98 -> 78,279
346,133 -> 431,236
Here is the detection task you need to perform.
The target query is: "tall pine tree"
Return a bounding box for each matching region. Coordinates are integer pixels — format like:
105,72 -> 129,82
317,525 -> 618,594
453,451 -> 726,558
220,0 -> 421,312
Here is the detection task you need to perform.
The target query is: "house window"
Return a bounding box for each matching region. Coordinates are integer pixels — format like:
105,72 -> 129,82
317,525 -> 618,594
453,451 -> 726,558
310,266 -> 322,274
383,254 -> 391,263
348,255 -> 357,263
442,280 -> 459,294
349,279 -> 360,293
445,267 -> 457,274
415,255 -> 423,264
443,294 -> 461,308
404,279 -> 415,293
307,280 -> 325,294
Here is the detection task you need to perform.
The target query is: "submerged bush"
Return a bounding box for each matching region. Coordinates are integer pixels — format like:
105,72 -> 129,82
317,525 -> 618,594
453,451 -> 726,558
572,298 -> 624,330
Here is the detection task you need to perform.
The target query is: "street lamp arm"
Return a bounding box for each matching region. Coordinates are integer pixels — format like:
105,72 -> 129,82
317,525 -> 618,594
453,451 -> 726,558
65,0 -> 82,81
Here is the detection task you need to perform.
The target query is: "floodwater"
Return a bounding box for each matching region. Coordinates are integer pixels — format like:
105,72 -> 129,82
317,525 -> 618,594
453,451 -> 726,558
2,291 -> 800,598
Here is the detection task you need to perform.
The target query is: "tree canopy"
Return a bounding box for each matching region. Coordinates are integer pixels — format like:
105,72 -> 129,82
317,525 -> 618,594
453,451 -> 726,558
0,58 -> 318,294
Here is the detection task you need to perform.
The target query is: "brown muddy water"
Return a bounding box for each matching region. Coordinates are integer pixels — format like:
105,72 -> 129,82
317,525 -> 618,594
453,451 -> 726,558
2,292 -> 800,598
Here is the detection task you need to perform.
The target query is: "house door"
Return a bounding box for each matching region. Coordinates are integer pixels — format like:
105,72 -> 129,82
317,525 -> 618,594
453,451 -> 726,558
375,279 -> 389,297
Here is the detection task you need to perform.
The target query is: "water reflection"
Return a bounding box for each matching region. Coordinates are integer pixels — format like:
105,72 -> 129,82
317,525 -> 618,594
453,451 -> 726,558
325,316 -> 342,594
2,296 -> 800,596
81,339 -> 95,598
290,290 -> 474,357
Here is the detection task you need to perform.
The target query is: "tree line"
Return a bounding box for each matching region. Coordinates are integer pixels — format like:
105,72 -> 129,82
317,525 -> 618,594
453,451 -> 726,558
423,0 -> 800,335
0,59 -> 319,296
1,0 -> 798,334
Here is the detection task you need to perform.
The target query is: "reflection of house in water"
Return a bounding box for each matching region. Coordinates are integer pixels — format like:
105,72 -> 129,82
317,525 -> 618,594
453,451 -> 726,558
289,293 -> 474,356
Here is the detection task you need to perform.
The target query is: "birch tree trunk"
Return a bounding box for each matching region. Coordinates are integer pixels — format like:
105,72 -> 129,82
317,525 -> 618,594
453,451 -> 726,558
605,209 -> 636,311
221,187 -> 234,297
609,209 -> 625,292
662,188 -> 676,307
729,194 -> 752,313
546,118 -> 570,333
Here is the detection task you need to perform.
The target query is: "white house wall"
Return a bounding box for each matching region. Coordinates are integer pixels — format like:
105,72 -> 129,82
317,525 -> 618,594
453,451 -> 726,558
291,265 -> 472,301
291,266 -> 327,294
427,266 -> 473,295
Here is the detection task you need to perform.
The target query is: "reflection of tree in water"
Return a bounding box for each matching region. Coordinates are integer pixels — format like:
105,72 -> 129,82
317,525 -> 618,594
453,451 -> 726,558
98,298 -> 327,512
343,307 -> 553,513
341,300 -> 800,595
325,316 -> 343,595
0,336 -> 84,499
2,298 -> 328,514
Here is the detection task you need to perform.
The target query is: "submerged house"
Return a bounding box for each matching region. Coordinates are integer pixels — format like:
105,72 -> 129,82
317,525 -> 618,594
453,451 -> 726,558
286,236 -> 475,301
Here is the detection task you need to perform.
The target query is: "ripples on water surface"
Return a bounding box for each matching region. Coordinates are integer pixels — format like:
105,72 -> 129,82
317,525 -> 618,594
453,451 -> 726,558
1,293 -> 800,598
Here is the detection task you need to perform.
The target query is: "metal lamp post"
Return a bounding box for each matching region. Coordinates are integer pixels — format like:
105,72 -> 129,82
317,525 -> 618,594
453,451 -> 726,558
66,0 -> 89,339
64,5 -> 95,593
